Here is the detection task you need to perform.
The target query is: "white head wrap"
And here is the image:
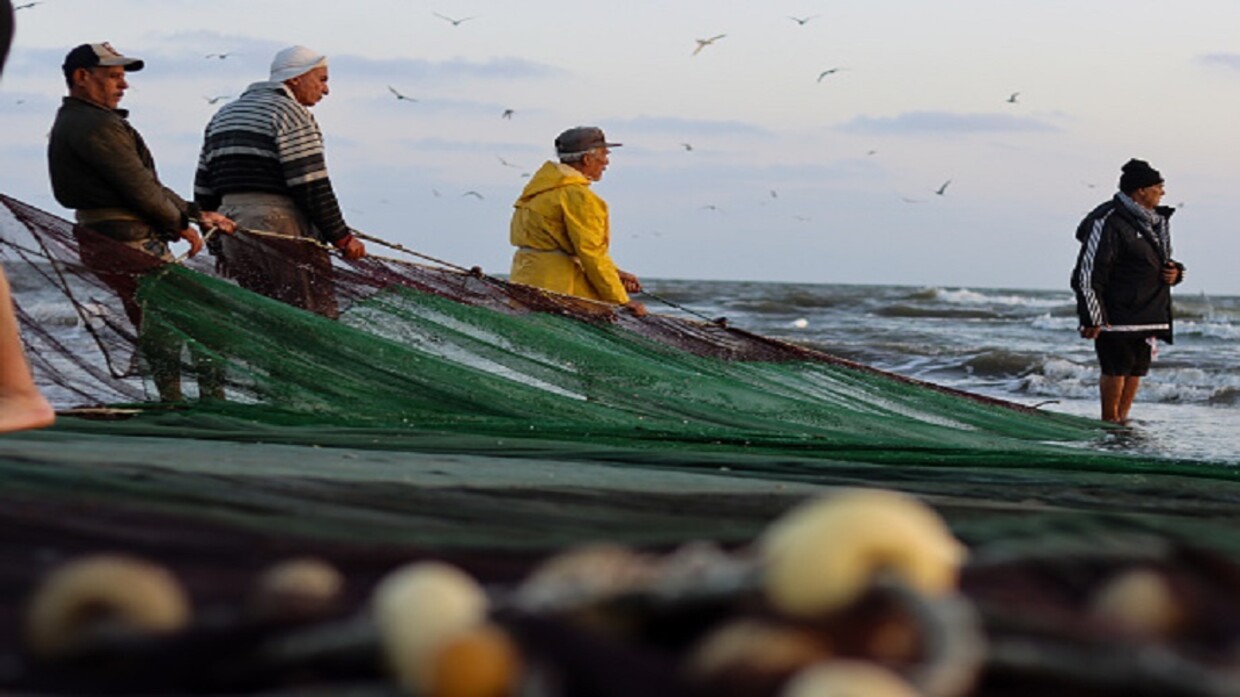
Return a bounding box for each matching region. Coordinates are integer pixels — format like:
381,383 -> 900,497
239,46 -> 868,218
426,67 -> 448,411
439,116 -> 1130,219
270,45 -> 327,83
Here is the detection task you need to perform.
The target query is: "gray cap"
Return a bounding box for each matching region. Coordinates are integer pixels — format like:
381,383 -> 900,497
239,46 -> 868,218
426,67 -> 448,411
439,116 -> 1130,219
62,42 -> 144,79
555,126 -> 622,156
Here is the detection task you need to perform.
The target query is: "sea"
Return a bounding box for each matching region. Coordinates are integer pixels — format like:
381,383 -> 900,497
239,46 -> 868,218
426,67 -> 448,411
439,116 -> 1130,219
10,259 -> 1240,465
642,279 -> 1240,465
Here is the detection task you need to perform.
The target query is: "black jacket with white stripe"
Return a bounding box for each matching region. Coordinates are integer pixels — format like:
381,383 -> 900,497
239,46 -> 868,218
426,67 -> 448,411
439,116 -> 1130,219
1071,194 -> 1183,342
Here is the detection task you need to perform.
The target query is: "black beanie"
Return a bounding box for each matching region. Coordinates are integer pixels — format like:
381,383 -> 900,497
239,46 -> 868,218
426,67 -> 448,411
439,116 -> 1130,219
1119,158 -> 1163,194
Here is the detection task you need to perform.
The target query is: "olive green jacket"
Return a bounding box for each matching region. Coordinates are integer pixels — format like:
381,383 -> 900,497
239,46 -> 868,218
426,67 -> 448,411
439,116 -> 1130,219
48,97 -> 196,240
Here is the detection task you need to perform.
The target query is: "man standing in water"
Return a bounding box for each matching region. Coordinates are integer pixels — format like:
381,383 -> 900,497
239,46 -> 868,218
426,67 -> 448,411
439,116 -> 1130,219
48,41 -> 236,402
0,0 -> 55,431
195,45 -> 365,319
1072,159 -> 1185,424
509,126 -> 646,316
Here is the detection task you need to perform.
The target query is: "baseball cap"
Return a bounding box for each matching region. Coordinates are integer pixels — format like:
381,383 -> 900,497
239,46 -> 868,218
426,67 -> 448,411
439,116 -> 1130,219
62,42 -> 144,79
555,126 -> 622,157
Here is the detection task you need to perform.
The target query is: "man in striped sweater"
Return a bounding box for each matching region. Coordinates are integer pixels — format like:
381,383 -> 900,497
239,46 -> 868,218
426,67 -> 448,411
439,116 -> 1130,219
1071,159 -> 1185,424
195,45 -> 365,319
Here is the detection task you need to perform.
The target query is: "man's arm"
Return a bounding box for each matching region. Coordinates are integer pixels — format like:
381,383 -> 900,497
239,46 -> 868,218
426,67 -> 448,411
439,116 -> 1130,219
275,112 -> 363,257
1071,215 -> 1115,334
561,188 -> 629,304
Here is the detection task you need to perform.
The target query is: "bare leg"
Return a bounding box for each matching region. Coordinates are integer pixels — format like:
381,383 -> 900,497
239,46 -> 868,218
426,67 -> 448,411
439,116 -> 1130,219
0,269 -> 55,432
1116,375 -> 1142,423
1098,374 -> 1126,424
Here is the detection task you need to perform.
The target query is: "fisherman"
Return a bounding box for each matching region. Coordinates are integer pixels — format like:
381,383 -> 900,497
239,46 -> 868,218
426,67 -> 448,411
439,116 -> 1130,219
0,0 -> 55,431
47,41 -> 236,402
509,126 -> 646,316
1071,158 -> 1185,424
195,44 -> 365,319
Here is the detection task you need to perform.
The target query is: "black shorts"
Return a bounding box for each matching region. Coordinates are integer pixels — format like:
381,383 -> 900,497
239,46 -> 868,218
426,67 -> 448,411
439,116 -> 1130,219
1095,332 -> 1152,377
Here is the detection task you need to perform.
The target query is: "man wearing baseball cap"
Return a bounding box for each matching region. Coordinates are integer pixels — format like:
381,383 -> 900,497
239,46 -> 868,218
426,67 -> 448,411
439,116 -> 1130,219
509,126 -> 646,316
48,42 -> 236,401
195,44 -> 364,319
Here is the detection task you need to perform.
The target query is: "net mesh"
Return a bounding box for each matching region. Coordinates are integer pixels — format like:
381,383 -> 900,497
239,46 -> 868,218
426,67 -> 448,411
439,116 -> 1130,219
0,192 -> 1158,470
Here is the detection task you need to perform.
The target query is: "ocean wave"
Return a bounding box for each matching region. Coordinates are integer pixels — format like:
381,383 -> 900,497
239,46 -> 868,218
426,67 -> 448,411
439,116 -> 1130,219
1176,320 -> 1240,340
1030,313 -> 1079,331
875,304 -> 1001,319
961,349 -> 1042,378
911,286 -> 1070,309
1014,358 -> 1240,405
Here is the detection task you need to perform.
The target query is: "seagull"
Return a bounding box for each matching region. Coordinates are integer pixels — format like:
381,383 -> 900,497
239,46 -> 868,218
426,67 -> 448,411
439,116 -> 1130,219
1081,181 -> 1097,189
901,196 -> 924,204
387,86 -> 417,102
816,67 -> 845,82
680,142 -> 694,152
793,215 -> 812,223
203,95 -> 231,105
501,108 -> 514,119
692,34 -> 726,56
1006,92 -> 1020,104
204,52 -> 235,60
770,190 -> 778,199
434,12 -> 477,26
935,179 -> 952,196
463,190 -> 484,200
432,189 -> 441,197
13,1 -> 43,9
866,149 -> 878,156
789,15 -> 818,26
700,204 -> 722,212
497,156 -> 519,168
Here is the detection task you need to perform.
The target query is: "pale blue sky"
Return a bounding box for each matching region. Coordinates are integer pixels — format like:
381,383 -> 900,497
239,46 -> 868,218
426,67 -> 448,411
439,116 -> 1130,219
3,0 -> 1240,293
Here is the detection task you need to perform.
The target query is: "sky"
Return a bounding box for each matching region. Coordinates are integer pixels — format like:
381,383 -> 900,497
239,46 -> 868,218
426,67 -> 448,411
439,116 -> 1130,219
3,0 -> 1240,294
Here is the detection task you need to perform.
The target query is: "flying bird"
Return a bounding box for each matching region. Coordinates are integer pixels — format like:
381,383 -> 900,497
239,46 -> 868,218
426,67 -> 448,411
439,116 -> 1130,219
204,52 -> 235,60
788,15 -> 818,26
1006,92 -> 1020,104
680,142 -> 694,152
700,204 -> 722,212
387,86 -> 417,102
935,179 -> 952,196
203,95 -> 231,105
816,67 -> 845,82
501,108 -> 515,119
770,190 -> 778,199
434,12 -> 477,26
692,34 -> 726,56
13,1 -> 43,9
462,190 -> 484,200
497,156 -> 520,168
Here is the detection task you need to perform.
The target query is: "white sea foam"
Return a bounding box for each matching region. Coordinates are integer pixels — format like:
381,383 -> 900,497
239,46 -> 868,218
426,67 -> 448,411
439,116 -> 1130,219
929,287 -> 1069,308
1177,320 -> 1240,340
1030,313 -> 1078,331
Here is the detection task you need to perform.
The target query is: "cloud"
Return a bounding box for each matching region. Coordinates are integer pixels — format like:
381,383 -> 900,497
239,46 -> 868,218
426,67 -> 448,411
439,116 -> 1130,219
1198,53 -> 1240,71
604,115 -> 771,137
837,111 -> 1059,136
333,55 -> 567,82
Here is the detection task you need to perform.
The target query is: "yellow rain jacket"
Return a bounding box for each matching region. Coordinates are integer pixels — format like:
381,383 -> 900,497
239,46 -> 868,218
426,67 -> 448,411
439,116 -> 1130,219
509,161 -> 629,303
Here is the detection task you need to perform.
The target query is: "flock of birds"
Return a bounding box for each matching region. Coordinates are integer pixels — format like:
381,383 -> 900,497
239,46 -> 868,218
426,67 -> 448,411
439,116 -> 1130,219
13,3 -> 1028,211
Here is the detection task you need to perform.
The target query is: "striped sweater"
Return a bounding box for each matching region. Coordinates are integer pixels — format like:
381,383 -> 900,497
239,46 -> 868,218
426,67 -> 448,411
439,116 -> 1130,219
194,81 -> 349,243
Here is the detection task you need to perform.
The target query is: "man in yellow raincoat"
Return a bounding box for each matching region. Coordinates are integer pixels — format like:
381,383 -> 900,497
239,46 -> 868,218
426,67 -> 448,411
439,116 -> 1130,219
509,126 -> 646,316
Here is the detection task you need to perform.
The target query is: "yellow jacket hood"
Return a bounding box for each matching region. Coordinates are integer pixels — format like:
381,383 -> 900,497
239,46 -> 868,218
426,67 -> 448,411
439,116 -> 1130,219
515,161 -> 590,205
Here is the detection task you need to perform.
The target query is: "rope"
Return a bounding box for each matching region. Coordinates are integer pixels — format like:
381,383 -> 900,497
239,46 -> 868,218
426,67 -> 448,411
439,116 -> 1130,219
639,289 -> 728,327
348,229 -> 479,276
